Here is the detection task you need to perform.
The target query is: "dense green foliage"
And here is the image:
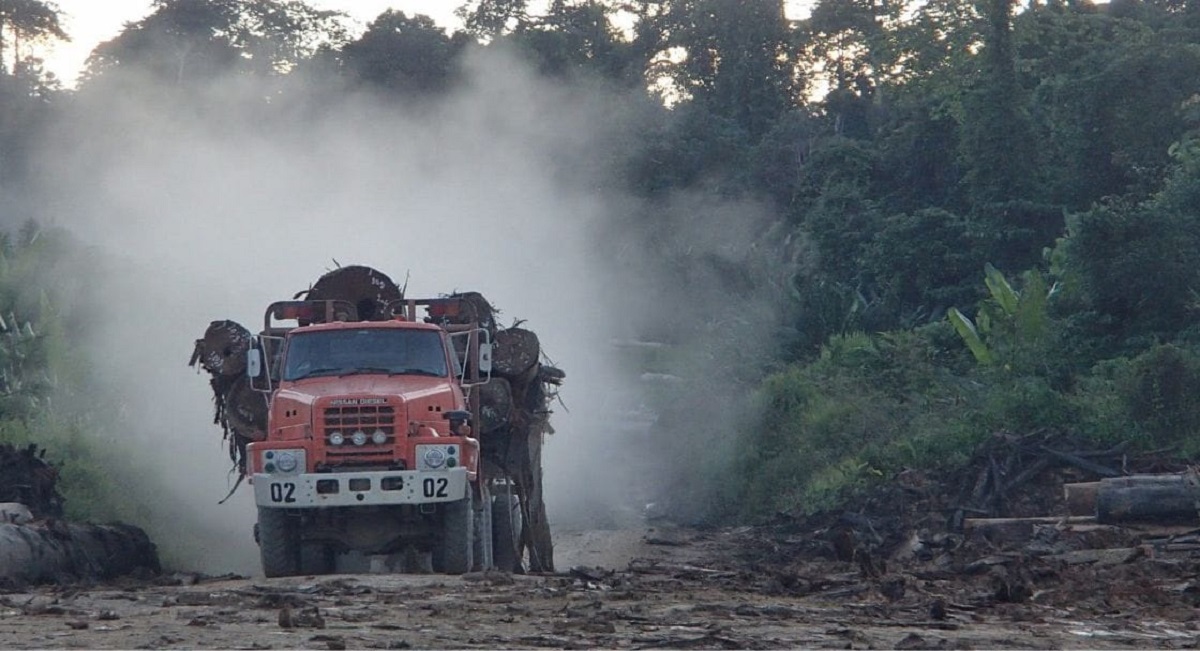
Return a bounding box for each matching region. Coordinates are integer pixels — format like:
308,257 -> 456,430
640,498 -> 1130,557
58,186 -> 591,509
2,0 -> 1200,523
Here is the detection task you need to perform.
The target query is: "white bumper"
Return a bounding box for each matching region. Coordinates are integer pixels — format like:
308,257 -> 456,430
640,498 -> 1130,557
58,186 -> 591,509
252,468 -> 468,508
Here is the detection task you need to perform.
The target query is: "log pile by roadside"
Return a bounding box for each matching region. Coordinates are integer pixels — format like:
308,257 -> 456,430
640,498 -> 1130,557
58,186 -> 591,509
0,443 -> 160,585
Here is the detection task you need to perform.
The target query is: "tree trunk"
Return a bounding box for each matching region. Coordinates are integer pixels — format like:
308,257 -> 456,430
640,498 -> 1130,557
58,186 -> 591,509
1095,473 -> 1200,525
477,377 -> 513,434
0,521 -> 159,585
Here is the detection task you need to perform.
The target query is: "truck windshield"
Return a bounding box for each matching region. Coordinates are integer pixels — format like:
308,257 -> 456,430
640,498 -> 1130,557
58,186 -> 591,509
282,329 -> 449,381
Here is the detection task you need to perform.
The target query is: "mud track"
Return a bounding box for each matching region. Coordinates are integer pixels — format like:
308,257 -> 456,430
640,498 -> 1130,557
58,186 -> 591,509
1,524 -> 1194,649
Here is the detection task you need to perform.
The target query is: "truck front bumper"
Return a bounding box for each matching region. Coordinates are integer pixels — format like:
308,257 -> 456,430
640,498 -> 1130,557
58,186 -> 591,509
252,468 -> 468,508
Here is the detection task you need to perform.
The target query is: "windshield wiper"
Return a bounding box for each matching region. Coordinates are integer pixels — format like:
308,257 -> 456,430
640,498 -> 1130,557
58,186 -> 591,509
293,367 -> 345,380
338,367 -> 444,378
389,368 -> 443,377
338,367 -> 395,377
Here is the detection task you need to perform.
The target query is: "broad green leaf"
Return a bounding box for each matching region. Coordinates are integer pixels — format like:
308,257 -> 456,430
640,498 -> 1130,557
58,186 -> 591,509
984,263 -> 1019,316
948,307 -> 993,365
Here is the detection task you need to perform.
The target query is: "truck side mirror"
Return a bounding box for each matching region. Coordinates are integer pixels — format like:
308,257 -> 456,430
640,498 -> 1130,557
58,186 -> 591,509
247,348 -> 262,378
478,342 -> 493,375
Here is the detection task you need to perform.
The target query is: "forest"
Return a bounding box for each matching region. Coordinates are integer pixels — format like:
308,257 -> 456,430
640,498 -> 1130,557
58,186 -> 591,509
1,0 -> 1200,528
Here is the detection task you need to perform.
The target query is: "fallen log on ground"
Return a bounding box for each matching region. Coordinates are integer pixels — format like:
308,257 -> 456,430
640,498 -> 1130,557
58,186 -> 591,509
0,521 -> 159,585
1094,472 -> 1200,525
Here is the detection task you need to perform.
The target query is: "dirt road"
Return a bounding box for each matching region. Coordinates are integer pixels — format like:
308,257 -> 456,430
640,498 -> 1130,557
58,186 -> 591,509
1,523 -> 1194,650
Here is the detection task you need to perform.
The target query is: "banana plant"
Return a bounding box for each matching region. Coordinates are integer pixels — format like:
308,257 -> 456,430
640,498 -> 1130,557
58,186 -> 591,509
948,264 -> 1051,368
947,306 -> 993,365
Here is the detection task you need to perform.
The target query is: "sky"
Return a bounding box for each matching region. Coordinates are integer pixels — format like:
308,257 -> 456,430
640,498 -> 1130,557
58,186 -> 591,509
43,1 -> 462,85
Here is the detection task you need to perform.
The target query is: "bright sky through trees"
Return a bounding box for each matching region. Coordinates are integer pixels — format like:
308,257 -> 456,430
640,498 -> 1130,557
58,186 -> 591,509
40,1 -> 814,87
42,1 -> 457,85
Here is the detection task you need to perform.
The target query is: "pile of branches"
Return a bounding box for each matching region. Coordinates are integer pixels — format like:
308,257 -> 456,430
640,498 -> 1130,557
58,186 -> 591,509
945,428 -> 1184,527
0,443 -> 63,519
765,429 -> 1187,566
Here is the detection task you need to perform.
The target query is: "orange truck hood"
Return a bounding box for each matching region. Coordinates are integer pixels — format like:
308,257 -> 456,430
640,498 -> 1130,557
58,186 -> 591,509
277,374 -> 458,404
272,374 -> 465,438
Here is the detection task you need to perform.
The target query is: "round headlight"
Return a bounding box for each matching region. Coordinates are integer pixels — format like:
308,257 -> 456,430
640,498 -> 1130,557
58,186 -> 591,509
372,429 -> 388,445
275,451 -> 298,473
352,430 -> 368,446
329,431 -> 345,446
424,447 -> 446,469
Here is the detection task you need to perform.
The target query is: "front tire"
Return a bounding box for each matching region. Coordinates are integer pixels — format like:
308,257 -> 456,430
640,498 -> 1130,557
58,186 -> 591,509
432,490 -> 474,574
492,492 -> 522,573
257,507 -> 300,578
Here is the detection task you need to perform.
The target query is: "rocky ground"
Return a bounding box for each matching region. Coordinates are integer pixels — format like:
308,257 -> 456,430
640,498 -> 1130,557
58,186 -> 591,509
1,520 -> 1198,650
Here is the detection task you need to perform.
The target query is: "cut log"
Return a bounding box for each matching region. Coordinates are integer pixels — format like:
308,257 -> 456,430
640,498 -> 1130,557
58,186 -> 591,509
506,423 -> 553,573
0,521 -> 159,585
300,265 -> 402,322
448,292 -> 496,333
964,516 -> 1095,546
190,320 -> 253,377
1064,482 -> 1101,517
493,328 -> 540,379
1096,473 -> 1200,525
224,376 -> 268,440
477,377 -> 513,433
964,516 -> 1097,528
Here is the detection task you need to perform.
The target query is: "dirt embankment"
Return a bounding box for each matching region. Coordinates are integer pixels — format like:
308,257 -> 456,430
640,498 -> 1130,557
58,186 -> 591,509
0,521 -> 1195,650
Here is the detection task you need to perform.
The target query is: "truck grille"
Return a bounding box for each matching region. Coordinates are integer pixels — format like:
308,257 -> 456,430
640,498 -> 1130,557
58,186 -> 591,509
323,405 -> 397,455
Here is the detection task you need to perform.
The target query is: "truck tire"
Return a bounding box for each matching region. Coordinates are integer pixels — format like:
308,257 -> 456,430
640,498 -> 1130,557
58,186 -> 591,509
492,493 -> 522,573
432,491 -> 473,574
257,507 -> 300,578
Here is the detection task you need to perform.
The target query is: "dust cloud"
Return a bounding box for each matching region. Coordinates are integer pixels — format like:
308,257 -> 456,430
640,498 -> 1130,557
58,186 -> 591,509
31,46 -> 785,573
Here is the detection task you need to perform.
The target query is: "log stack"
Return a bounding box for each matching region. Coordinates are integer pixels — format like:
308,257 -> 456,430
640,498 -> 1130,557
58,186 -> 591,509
189,320 -> 265,473
0,443 -> 160,584
477,322 -> 564,573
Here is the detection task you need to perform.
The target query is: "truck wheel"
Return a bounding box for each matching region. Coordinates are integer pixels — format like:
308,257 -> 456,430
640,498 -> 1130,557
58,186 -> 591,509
432,490 -> 473,574
492,493 -> 522,573
257,507 -> 300,578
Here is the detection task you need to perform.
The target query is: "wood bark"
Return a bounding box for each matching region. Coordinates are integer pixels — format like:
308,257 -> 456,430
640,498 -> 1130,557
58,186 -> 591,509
300,265 -> 402,322
1095,473 -> 1200,525
0,443 -> 62,519
0,521 -> 159,585
477,377 -> 513,434
1064,482 -> 1100,517
493,328 -> 540,379
190,320 -> 252,377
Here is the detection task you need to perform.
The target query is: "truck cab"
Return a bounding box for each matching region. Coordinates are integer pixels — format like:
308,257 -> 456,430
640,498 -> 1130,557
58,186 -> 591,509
245,300 -> 493,577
